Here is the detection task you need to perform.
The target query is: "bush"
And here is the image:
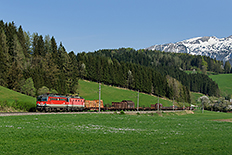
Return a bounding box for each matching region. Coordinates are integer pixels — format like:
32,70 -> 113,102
120,110 -> 125,115
0,100 -> 36,112
18,100 -> 36,111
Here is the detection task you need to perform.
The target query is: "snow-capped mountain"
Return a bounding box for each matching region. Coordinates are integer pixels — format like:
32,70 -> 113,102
146,35 -> 232,64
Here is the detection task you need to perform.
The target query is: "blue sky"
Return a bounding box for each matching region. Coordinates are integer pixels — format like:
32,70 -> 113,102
1,0 -> 232,53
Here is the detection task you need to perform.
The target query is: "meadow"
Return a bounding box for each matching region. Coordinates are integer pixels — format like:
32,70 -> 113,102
190,92 -> 204,104
0,110 -> 232,154
0,86 -> 36,112
209,74 -> 232,96
0,86 -> 35,103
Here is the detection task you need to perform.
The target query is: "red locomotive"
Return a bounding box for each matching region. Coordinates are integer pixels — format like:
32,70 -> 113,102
36,94 -> 85,112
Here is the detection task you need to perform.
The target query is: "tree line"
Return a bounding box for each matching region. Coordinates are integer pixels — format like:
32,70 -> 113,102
94,48 -> 228,74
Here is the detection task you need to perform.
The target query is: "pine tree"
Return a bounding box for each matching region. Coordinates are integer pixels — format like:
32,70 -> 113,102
51,36 -> 58,65
44,35 -> 51,54
37,35 -> 45,57
32,33 -> 39,56
7,34 -> 25,91
224,61 -> 231,73
57,43 -> 72,94
68,51 -> 79,94
17,26 -> 28,58
5,22 -> 17,63
23,31 -> 32,57
7,61 -> 24,91
13,34 -> 25,69
0,20 -> 4,30
0,29 -> 9,87
43,52 -> 59,90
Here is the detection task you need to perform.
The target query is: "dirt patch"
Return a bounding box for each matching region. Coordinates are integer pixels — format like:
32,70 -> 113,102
175,110 -> 194,116
213,118 -> 232,122
185,110 -> 194,114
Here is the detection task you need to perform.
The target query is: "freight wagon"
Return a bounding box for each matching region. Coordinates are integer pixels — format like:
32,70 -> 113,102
85,100 -> 104,111
109,100 -> 135,110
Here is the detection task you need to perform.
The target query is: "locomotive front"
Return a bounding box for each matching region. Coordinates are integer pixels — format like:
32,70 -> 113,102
36,94 -> 48,111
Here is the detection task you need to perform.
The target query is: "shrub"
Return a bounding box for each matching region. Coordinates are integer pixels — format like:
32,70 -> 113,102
120,110 -> 125,115
0,100 -> 36,112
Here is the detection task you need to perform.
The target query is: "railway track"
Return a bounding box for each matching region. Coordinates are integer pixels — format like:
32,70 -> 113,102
0,110 -> 185,116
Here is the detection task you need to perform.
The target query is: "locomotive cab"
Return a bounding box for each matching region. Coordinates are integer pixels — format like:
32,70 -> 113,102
36,95 -> 48,111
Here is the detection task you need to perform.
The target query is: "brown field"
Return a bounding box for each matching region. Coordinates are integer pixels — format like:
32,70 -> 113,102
213,118 -> 232,122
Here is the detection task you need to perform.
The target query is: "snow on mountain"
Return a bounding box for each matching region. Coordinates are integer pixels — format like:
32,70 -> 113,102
146,35 -> 232,64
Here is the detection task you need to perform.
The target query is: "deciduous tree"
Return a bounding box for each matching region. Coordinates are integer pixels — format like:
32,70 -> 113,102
21,77 -> 36,96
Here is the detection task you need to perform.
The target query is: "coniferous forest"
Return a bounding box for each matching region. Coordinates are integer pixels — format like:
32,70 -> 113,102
0,21 -> 79,96
0,21 -> 222,103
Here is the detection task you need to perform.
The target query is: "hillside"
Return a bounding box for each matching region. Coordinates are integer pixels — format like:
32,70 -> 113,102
209,74 -> 232,96
0,85 -> 36,112
0,85 -> 36,103
190,74 -> 232,104
78,80 -> 182,107
0,79 -> 186,110
84,49 -> 220,97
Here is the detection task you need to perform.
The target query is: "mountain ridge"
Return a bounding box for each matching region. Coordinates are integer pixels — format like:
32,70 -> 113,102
146,35 -> 232,64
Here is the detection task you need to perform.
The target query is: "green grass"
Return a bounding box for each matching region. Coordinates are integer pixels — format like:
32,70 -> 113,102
185,70 -> 216,75
209,74 -> 232,96
0,86 -> 36,111
78,80 -> 174,107
0,111 -> 232,154
0,86 -> 36,103
190,92 -> 204,105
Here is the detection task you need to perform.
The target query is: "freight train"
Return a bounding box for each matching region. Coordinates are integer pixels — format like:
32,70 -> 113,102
36,94 -> 187,112
36,94 -> 103,112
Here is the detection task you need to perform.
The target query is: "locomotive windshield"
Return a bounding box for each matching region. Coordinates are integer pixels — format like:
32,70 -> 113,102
37,97 -> 47,101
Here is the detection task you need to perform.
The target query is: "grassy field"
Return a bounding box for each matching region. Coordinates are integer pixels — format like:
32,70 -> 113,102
209,74 -> 232,96
78,80 -> 176,107
190,92 -> 204,104
0,86 -> 36,111
0,86 -> 36,103
0,111 -> 232,154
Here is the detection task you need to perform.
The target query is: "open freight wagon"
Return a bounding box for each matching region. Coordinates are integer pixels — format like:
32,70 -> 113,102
85,100 -> 104,111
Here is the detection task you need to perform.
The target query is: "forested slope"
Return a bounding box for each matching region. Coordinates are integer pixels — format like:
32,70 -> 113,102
0,21 -> 79,96
0,21 -> 220,104
81,48 -> 220,97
